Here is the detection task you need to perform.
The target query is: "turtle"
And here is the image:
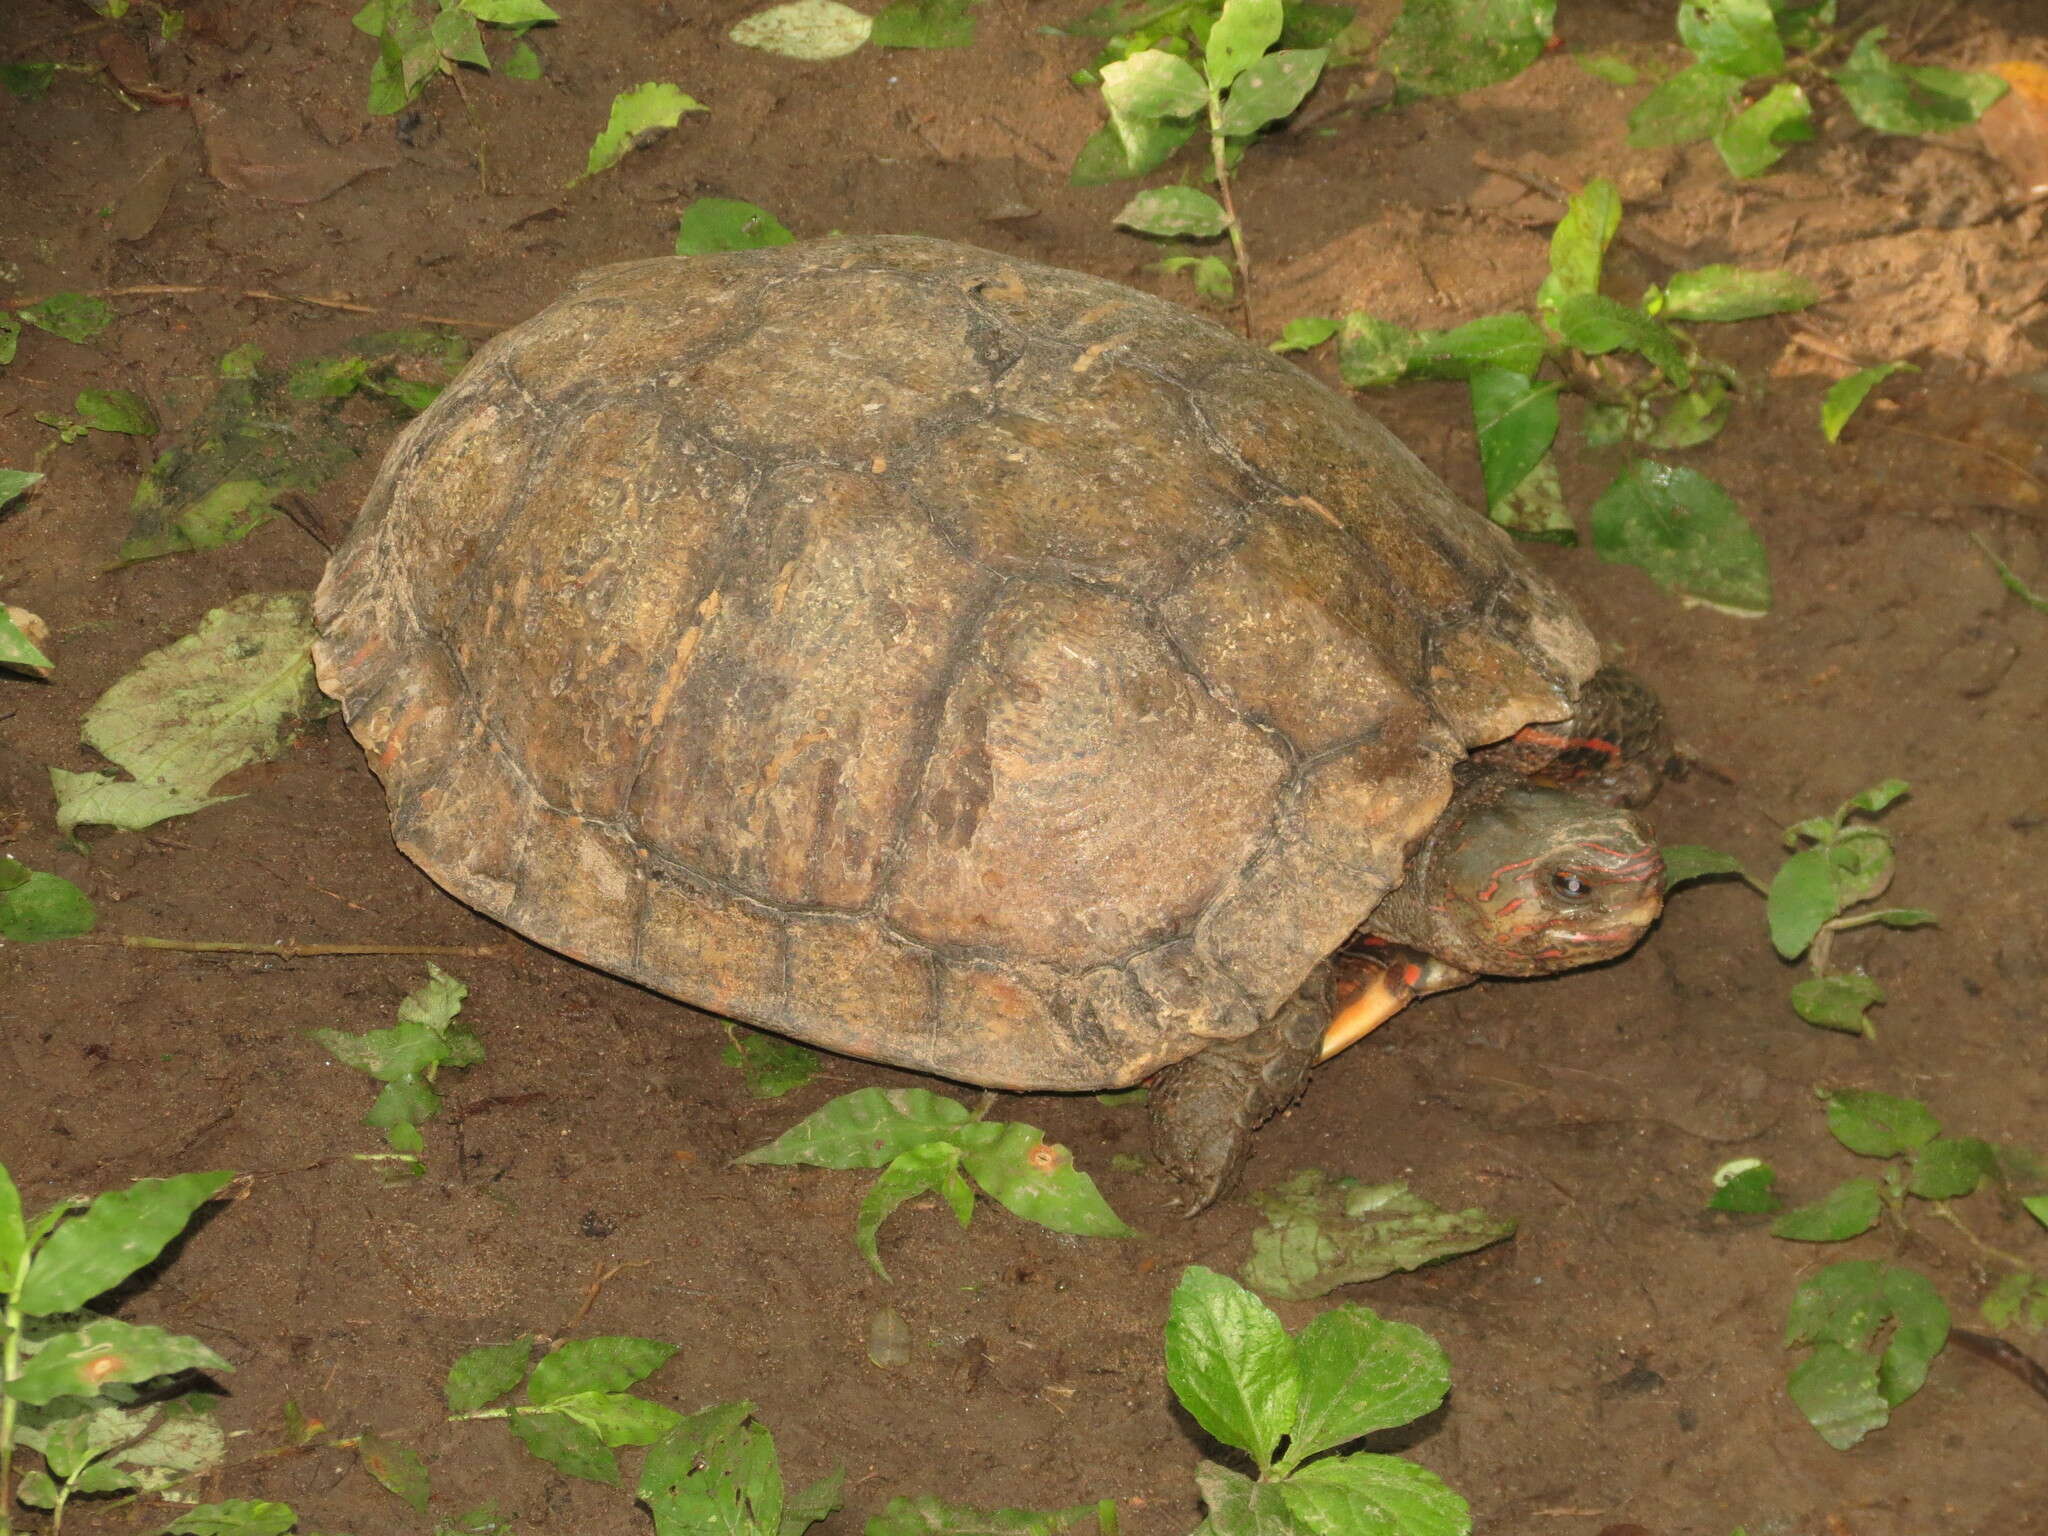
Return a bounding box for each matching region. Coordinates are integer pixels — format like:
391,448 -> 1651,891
313,235 -> 1666,1209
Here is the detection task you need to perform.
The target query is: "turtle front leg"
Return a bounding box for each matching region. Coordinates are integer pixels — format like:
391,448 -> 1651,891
1150,970 -> 1331,1214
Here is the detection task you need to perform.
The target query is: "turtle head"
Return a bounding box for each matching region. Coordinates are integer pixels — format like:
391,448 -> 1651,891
1375,772 -> 1664,978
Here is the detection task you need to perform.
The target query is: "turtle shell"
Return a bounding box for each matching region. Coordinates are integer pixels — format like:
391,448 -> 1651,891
313,236 -> 1597,1091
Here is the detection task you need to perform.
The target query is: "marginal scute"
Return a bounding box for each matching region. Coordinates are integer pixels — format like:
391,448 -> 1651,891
637,864 -> 786,1019
505,805 -> 642,976
783,913 -> 937,1063
390,733 -> 534,919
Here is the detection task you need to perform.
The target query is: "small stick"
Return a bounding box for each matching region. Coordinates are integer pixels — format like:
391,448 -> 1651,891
75,936 -> 501,958
1880,423 -> 2048,499
1204,92 -> 1258,340
0,282 -> 506,332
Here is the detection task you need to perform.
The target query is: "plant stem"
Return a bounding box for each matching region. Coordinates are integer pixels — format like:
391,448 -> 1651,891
2,1290 -> 22,1536
1928,1201 -> 2029,1270
74,936 -> 500,958
1204,90 -> 1257,339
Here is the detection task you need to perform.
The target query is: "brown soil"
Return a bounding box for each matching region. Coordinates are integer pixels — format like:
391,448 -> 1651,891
3,3 -> 2046,1534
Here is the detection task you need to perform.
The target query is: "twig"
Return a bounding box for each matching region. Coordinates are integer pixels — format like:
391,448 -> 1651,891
1880,423 -> 2048,500
1204,91 -> 1258,340
0,283 -> 507,332
1971,532 -> 2048,611
560,1259 -> 655,1334
75,936 -> 502,958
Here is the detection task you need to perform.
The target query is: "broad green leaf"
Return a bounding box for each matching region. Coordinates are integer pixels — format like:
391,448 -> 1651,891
1485,458 -> 1573,545
432,8 -> 488,70
857,1141 -> 976,1279
1659,264 -> 1818,321
1277,1452 -> 1471,1536
1659,843 -> 1747,890
1770,1177 -> 1880,1242
1786,1341 -> 1888,1449
1708,1163 -> 1780,1213
1100,48 -> 1208,121
871,0 -> 981,49
1983,1271 -> 2048,1332
1379,0 -> 1555,99
577,83 -> 706,183
1715,81 -> 1813,177
785,1468 -> 848,1536
957,1122 -> 1135,1238
1164,1265 -> 1298,1469
110,1395 -> 228,1492
2028,1196 -> 2048,1229
2,62 -> 57,100
315,1019 -> 456,1082
18,292 -> 115,343
1271,315 -> 1338,353
1218,48 -> 1327,134
165,1502 -> 300,1536
739,1086 -> 971,1169
1627,61 -> 1743,146
721,1025 -> 822,1098
1469,368 -> 1559,508
503,40 -> 542,77
1908,1137 -> 1994,1200
1832,28 -> 2006,136
1645,379 -> 1731,448
74,388 -> 159,436
464,0 -> 559,21
5,1318 -> 230,1405
1536,176 -> 1621,313
1551,293 -> 1688,385
1677,0 -> 1783,80
1826,1090 -> 1938,1157
1205,0 -> 1283,93
1282,1306 -> 1450,1469
1824,829 -> 1892,908
1243,1171 -> 1515,1301
0,859 -> 95,942
1767,846 -> 1835,957
1845,779 -> 1909,816
0,1161 -> 23,1277
1403,313 -> 1548,381
1588,460 -> 1771,616
1114,185 -> 1229,237
638,1401 -> 782,1536
1069,117 -> 1197,185
527,1336 -> 676,1404
541,1389 -> 683,1447
0,468 -> 42,509
17,1398 -> 155,1480
51,594 -> 331,837
1877,1268 -> 1947,1404
1337,314 -> 1417,387
1194,1459 -> 1297,1536
675,196 -> 794,257
358,1430 -> 431,1512
867,1497 -> 1108,1536
729,1 -> 873,59
1821,362 -> 1916,443
510,1405 -> 618,1483
1786,1263 -> 1889,1352
445,1337 -> 533,1414
1161,254 -> 1235,301
17,1170 -> 235,1314
1790,972 -> 1884,1034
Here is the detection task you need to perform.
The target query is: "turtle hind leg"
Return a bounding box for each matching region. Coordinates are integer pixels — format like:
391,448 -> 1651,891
1149,970 -> 1330,1215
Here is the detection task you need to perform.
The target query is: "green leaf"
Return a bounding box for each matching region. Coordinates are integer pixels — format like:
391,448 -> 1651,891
1831,28 -> 2006,136
1469,368 -> 1559,509
1242,1171 -> 1516,1301
2,62 -> 57,100
1660,264 -> 1819,321
870,0 -> 982,49
1786,1341 -> 1888,1450
1575,51 -> 1637,86
739,1087 -> 972,1169
0,860 -> 96,942
1982,1271 -> 2048,1332
1282,1306 -> 1450,1469
74,388 -> 160,436
0,468 -> 42,509
1826,1090 -> 1939,1158
1645,379 -> 1731,449
51,593 -> 331,837
957,1122 -> 1136,1239
1115,185 -> 1229,238
1877,1267 -> 1947,1406
5,1318 -> 230,1405
1205,0 -> 1282,93
445,1338 -> 533,1414
0,1161 -> 24,1278
1588,460 -> 1771,616
1627,62 -> 1743,146
1161,255 -> 1235,302
721,1024 -> 822,1098
0,604 -> 52,671
1907,1137 -> 1994,1200
729,0 -> 873,59
1551,294 -> 1688,385
1192,1461 -> 1295,1536
358,1430 -> 432,1512
527,1336 -> 676,1405
1770,1177 -> 1880,1242
18,1170 -> 235,1314
1767,846 -> 1835,957
1708,1163 -> 1781,1213
1164,1265 -> 1299,1470
1485,457 -> 1573,545
856,1141 -> 975,1279
577,83 -> 707,183
1379,0 -> 1556,99
1218,48 -> 1327,135
1069,117 -> 1197,185
1659,844 -> 1747,891
785,1468 -> 847,1536
1271,315 -> 1338,353
164,1501 -> 301,1536
1100,48 -> 1208,121
1790,972 -> 1884,1035
1714,81 -> 1814,177
1536,176 -> 1621,314
18,292 -> 115,343
510,1406 -> 618,1484
1276,1452 -> 1471,1536
638,1402 -> 786,1536
866,1496 -> 1107,1536
503,39 -> 542,77
1824,829 -> 1892,908
1821,362 -> 1916,443
1405,313 -> 1548,380
540,1389 -> 683,1448
2027,1196 -> 2048,1230
1677,0 -> 1783,80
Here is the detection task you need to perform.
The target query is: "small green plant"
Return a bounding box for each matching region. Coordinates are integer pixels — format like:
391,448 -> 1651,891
739,1087 -> 1134,1278
1629,0 -> 2007,179
720,1023 -> 822,1099
444,1335 -> 689,1490
1167,1266 -> 1468,1536
573,84 -> 707,186
0,859 -> 94,943
1,1163 -> 237,1534
1664,779 -> 1934,1035
312,965 -> 481,1171
34,390 -> 158,447
674,198 -> 796,257
352,0 -> 558,115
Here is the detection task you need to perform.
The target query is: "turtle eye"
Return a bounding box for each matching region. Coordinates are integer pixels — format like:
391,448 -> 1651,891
1549,869 -> 1593,902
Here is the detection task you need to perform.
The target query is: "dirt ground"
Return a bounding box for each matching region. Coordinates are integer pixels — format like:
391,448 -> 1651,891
3,1 -> 2046,1533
